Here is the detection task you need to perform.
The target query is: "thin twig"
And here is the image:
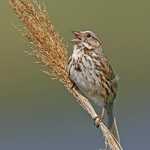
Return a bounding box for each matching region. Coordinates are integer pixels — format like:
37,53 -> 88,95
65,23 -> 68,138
9,0 -> 123,149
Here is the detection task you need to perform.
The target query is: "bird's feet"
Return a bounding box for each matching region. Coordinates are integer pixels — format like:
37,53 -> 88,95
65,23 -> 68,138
94,107 -> 105,128
93,116 -> 102,128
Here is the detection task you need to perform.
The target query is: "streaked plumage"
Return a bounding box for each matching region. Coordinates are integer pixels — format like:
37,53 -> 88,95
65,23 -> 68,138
68,31 -> 119,142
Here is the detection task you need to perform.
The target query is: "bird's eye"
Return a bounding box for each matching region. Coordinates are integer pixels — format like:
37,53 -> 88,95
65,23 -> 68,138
87,33 -> 91,38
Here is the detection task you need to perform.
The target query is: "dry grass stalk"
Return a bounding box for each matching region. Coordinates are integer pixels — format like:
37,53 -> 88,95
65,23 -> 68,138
9,0 -> 123,149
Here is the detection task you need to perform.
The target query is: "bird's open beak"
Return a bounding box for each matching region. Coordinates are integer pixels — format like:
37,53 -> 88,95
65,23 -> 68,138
71,31 -> 82,42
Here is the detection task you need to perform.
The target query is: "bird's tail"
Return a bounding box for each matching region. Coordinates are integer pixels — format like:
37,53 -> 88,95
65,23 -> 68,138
105,104 -> 120,144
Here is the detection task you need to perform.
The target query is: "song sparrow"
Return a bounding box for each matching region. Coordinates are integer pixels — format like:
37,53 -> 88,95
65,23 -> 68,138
67,30 -> 120,141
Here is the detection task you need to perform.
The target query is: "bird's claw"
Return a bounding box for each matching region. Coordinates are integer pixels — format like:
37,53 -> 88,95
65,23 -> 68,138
93,116 -> 102,128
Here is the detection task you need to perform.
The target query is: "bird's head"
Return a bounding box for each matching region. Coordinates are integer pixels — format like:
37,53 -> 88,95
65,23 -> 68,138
72,30 -> 103,50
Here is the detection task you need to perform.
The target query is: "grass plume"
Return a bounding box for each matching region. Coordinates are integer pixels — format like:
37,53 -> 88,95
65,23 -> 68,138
9,0 -> 123,149
9,0 -> 71,87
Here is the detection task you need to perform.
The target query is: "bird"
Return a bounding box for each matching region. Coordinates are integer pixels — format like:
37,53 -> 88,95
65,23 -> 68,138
67,30 -> 120,143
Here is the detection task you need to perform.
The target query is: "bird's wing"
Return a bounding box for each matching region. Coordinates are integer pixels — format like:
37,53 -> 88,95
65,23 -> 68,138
99,56 -> 118,103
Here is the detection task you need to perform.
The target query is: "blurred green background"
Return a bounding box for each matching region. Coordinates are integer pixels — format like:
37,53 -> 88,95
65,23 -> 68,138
0,0 -> 150,149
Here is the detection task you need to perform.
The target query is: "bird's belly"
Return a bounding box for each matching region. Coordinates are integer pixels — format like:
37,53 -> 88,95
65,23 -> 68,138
70,66 -> 104,106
